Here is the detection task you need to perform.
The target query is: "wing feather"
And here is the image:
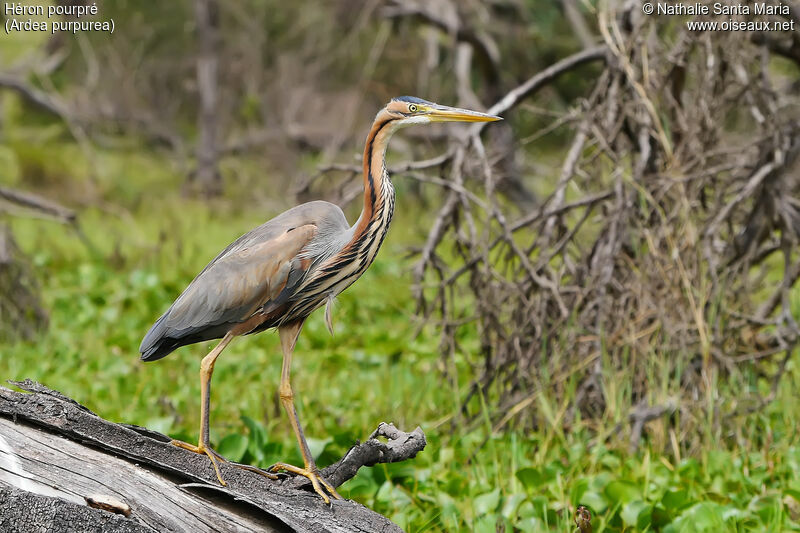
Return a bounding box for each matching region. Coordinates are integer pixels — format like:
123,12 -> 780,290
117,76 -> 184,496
166,224 -> 316,333
139,225 -> 317,360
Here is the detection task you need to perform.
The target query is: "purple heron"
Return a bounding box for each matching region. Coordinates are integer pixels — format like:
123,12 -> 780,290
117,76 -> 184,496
140,97 -> 501,503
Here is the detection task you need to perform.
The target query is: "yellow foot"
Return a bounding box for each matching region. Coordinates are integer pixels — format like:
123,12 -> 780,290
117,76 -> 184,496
171,439 -> 227,486
269,462 -> 342,504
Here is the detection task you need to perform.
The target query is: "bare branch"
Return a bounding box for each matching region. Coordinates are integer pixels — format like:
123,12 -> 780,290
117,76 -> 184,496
0,73 -> 65,117
486,45 -> 608,118
0,186 -> 76,224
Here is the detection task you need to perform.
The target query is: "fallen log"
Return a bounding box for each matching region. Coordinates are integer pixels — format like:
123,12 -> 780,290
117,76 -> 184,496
0,380 -> 426,533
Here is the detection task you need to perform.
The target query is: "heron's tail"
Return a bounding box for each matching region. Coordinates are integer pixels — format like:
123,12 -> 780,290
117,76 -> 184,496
139,313 -> 179,362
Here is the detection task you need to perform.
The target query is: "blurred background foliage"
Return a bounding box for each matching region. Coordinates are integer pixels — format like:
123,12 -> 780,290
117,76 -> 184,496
1,0 -> 800,531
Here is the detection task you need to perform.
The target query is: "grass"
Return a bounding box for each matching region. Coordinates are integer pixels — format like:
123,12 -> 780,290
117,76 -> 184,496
1,130 -> 800,531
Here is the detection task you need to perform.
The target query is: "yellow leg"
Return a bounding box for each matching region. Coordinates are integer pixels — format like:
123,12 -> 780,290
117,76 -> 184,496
271,321 -> 342,504
171,331 -> 235,486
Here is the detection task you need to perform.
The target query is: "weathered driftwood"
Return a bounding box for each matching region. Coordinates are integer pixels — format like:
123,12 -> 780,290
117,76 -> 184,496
0,380 -> 426,533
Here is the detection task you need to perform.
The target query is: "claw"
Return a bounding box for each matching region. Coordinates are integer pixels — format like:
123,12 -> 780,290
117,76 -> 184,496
269,462 -> 342,504
171,439 -> 228,486
171,439 -> 287,486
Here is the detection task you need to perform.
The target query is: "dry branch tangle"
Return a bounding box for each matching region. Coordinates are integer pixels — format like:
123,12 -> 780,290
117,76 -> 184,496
408,3 -> 800,441
0,380 -> 425,533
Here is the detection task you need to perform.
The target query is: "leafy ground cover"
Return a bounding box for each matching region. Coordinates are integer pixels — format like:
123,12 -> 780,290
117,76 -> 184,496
1,140 -> 799,531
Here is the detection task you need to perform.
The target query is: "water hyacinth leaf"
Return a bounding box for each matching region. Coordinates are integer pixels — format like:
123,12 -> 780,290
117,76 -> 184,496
620,500 -> 646,527
664,502 -> 726,532
472,514 -> 499,533
305,436 -> 332,460
677,458 -> 701,479
241,415 -> 268,462
501,493 -> 527,520
474,488 -> 501,516
569,478 -> 589,504
579,491 -> 607,514
515,467 -> 548,490
605,480 -> 640,504
376,481 -> 412,507
217,433 -> 248,462
661,487 -> 690,512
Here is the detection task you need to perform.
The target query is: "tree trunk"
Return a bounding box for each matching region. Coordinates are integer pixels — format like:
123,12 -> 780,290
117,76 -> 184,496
0,380 -> 426,533
192,0 -> 222,196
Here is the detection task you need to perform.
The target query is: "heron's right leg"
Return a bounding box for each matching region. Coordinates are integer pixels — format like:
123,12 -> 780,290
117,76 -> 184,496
267,321 -> 342,504
171,331 -> 235,486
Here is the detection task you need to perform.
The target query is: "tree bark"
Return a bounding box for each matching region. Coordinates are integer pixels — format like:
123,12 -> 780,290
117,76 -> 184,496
0,380 -> 426,533
192,0 -> 222,196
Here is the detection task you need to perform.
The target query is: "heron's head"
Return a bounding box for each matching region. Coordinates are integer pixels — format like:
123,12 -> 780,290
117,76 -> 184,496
383,96 -> 502,127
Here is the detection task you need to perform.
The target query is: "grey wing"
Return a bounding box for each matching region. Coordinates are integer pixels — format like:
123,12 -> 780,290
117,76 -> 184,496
140,201 -> 350,361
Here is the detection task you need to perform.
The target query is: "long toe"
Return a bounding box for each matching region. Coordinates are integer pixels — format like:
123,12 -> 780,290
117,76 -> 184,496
228,461 -> 279,480
170,439 -> 228,486
269,462 -> 342,504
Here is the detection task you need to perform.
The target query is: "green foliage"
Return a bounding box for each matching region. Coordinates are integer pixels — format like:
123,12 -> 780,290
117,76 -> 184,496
0,107 -> 797,532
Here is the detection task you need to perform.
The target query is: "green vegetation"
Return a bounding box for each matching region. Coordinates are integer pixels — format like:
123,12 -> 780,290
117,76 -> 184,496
2,5 -> 799,528
2,133 -> 799,532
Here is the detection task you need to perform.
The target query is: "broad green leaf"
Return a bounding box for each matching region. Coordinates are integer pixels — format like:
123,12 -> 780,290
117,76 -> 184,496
748,494 -> 780,523
241,415 -> 268,462
651,505 -> 672,528
376,481 -> 412,507
662,488 -> 690,512
217,433 -> 249,462
677,458 -> 700,480
665,502 -> 725,532
501,493 -> 527,520
144,416 -> 173,435
621,500 -> 653,529
516,467 -> 548,490
514,516 -> 545,531
306,437 -> 332,460
474,488 -> 501,516
605,480 -> 640,504
580,491 -> 608,514
473,514 -> 498,533
570,478 -> 589,505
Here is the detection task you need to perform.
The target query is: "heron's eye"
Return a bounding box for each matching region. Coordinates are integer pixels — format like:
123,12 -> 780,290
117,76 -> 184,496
408,104 -> 418,113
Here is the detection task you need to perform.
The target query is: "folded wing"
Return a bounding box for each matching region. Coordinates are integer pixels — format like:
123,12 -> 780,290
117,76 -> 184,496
139,225 -> 317,361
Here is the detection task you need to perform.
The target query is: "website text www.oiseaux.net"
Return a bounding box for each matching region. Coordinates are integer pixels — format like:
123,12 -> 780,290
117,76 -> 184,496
642,3 -> 795,32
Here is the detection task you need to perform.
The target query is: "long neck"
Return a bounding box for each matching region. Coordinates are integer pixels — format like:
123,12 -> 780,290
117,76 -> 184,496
352,111 -> 397,239
292,112 -> 398,305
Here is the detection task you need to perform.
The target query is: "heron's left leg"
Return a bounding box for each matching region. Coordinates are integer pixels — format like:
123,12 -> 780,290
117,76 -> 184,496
171,331 -> 235,485
268,320 -> 342,504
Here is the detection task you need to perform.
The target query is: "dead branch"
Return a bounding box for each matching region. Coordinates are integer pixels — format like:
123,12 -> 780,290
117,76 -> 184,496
627,401 -> 677,453
0,73 -> 65,117
382,0 -> 501,82
0,186 -> 76,224
485,45 -> 608,118
0,380 -> 425,533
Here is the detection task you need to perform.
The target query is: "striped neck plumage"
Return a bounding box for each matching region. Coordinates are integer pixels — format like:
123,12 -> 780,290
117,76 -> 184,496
353,111 -> 397,237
